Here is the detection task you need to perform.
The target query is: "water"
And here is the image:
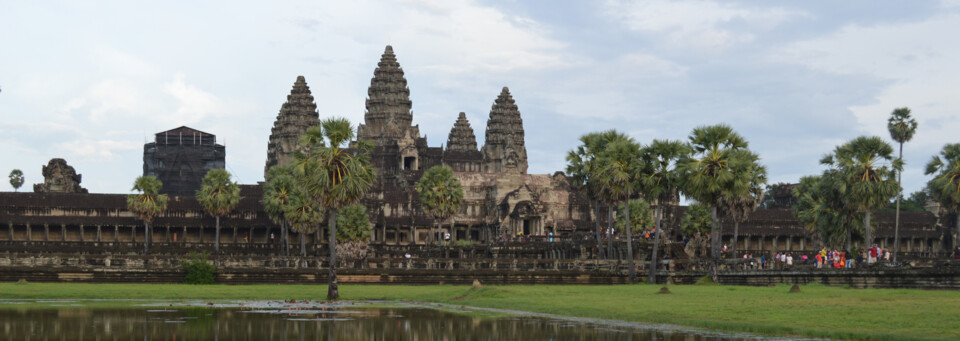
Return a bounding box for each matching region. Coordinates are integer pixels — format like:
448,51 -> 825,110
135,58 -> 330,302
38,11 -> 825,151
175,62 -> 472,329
0,300 -> 810,340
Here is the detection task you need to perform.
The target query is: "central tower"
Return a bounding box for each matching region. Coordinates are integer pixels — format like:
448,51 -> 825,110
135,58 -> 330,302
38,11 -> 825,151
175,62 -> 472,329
357,45 -> 416,145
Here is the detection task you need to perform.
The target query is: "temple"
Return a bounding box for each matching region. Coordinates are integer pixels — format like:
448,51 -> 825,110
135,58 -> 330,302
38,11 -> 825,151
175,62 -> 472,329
143,126 -> 225,195
0,45 -> 951,256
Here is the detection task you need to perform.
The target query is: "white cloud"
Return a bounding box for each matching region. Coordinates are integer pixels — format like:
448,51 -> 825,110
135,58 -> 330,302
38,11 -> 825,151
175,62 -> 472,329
603,0 -> 801,50
54,139 -> 138,161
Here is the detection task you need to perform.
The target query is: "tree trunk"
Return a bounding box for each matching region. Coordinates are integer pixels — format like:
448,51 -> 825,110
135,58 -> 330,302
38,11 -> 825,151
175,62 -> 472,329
710,205 -> 719,282
432,221 -> 438,245
607,205 -> 614,260
649,205 -> 662,284
595,199 -> 603,259
327,208 -> 339,300
215,216 -> 221,259
281,220 -> 288,257
625,199 -> 637,284
144,222 -> 150,254
300,231 -> 306,257
894,142 -> 903,262
846,225 -> 852,253
955,213 -> 960,252
864,209 -> 872,251
732,220 -> 739,258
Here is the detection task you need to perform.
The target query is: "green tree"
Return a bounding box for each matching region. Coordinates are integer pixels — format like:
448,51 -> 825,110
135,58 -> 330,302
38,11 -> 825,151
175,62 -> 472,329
681,203 -> 712,236
925,143 -> 960,251
887,107 -> 918,261
8,169 -> 24,192
566,131 -> 622,259
293,118 -> 376,300
416,165 -> 464,245
637,139 -> 690,283
594,133 -> 643,283
195,169 -> 240,257
127,176 -> 168,254
678,124 -> 750,268
793,173 -> 860,250
284,185 -> 323,257
616,198 -> 654,234
821,136 -> 901,250
263,165 -> 296,256
336,203 -> 372,242
719,149 -> 767,258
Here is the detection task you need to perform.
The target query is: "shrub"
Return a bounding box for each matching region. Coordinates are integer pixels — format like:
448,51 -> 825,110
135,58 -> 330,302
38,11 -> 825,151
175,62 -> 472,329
182,251 -> 216,284
453,240 -> 474,247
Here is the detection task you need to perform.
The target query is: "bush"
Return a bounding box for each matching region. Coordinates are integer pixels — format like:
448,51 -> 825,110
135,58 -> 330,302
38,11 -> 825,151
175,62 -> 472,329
182,251 -> 216,284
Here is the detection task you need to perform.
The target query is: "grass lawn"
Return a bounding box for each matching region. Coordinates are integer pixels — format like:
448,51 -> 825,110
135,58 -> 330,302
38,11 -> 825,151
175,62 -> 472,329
1,282 -> 958,340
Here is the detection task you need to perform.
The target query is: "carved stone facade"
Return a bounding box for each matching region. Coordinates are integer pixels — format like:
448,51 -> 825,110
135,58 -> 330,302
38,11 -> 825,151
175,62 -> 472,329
264,76 -> 320,177
33,158 -> 87,194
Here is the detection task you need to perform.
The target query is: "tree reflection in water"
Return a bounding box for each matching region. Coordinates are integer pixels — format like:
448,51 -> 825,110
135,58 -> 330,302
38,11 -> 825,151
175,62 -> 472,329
0,306 -> 743,340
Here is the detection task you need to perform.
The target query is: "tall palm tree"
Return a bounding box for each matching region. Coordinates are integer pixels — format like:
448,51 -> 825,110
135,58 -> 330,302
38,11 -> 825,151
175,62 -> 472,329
719,149 -> 767,259
263,165 -> 296,256
416,165 -> 464,244
595,134 -> 643,283
821,136 -> 901,251
925,143 -> 960,251
638,139 -> 690,284
8,169 -> 24,192
293,118 -> 376,300
196,169 -> 240,257
887,107 -> 918,261
678,124 -> 750,271
127,176 -> 168,254
566,131 -> 622,259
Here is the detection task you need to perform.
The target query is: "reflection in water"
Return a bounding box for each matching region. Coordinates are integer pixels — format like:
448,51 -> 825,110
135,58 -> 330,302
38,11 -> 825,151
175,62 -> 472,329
0,304 -> 749,340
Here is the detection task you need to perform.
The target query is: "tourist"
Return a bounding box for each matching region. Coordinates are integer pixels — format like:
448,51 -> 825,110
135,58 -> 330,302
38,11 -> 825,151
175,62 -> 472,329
869,245 -> 878,264
815,253 -> 823,269
270,233 -> 275,244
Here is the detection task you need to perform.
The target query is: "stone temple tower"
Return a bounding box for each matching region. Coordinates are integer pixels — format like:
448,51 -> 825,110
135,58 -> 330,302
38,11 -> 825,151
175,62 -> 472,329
446,112 -> 478,152
481,87 -> 528,174
357,45 -> 417,146
264,75 -> 320,177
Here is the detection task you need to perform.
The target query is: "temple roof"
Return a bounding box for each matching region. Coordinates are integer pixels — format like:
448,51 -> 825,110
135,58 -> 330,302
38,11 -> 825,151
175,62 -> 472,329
446,112 -> 478,152
155,126 -> 214,138
359,45 -> 414,143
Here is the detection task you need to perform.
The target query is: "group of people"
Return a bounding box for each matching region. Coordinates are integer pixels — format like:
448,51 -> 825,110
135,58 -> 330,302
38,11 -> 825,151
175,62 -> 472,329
735,244 -> 905,270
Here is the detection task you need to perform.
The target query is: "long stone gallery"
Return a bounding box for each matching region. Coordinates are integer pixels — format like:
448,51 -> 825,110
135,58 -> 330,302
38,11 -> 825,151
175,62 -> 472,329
0,46 -> 956,287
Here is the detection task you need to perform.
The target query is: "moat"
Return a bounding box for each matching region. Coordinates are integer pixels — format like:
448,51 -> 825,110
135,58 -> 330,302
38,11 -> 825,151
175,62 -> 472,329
0,300 -> 796,340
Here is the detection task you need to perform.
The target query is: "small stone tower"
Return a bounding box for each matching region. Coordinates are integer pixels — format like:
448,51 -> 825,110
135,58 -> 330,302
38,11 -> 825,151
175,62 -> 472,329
264,75 -> 320,177
446,112 -> 478,152
481,87 -> 528,174
357,45 -> 416,146
33,158 -> 88,193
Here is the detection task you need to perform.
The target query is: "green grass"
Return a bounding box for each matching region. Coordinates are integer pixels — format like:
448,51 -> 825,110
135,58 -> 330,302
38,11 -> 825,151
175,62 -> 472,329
2,282 -> 959,340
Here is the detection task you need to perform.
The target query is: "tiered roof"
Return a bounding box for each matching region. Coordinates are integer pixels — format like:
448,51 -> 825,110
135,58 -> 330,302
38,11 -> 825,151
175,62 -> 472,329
358,45 -> 413,143
446,112 -> 478,152
264,75 -> 320,176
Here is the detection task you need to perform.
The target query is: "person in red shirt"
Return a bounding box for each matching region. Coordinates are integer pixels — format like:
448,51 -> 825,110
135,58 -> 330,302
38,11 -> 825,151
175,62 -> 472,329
869,245 -> 878,264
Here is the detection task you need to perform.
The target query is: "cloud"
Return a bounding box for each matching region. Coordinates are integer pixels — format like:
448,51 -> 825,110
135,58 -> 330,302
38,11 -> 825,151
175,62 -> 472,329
54,139 -> 139,161
603,0 -> 802,50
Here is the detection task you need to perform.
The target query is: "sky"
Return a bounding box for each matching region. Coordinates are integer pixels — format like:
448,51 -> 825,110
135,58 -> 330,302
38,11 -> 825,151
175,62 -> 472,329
1,0 -> 959,196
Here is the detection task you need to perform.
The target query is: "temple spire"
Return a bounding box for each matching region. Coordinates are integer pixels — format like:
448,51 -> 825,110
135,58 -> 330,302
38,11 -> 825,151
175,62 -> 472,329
357,45 -> 414,145
264,75 -> 320,177
446,112 -> 478,152
481,87 -> 528,173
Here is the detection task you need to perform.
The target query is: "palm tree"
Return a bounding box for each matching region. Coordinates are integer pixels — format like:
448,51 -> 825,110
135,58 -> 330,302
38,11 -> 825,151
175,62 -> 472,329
127,176 -> 168,254
293,118 -> 376,300
594,134 -> 643,283
416,165 -> 464,245
263,165 -> 296,256
8,169 -> 24,192
637,139 -> 690,283
719,149 -> 767,259
678,124 -> 750,269
821,136 -> 901,251
566,131 -> 622,259
925,143 -> 960,251
284,185 -> 323,257
887,107 -> 918,261
196,169 -> 241,257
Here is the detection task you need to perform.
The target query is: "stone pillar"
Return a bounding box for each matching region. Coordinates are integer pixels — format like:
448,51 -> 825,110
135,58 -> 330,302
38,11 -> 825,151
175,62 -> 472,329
26,224 -> 31,241
97,225 -> 102,242
772,235 -> 778,252
114,225 -> 119,242
61,224 -> 66,241
165,226 -> 170,242
744,235 -> 750,250
759,235 -> 764,252
786,237 -> 792,251
199,225 -> 204,243
233,226 -> 238,243
908,238 -> 914,252
8,223 -> 13,241
79,225 -> 85,242
182,226 -> 187,243
801,237 -> 806,251
249,226 -> 255,244
44,224 -> 49,241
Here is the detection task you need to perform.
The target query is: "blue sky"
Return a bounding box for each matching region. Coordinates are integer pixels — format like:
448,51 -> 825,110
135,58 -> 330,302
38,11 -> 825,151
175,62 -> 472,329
2,0 -> 958,196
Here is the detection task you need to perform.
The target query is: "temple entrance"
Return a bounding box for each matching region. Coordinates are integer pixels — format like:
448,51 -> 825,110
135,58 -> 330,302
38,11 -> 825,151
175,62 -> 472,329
403,156 -> 417,170
523,219 -> 531,236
